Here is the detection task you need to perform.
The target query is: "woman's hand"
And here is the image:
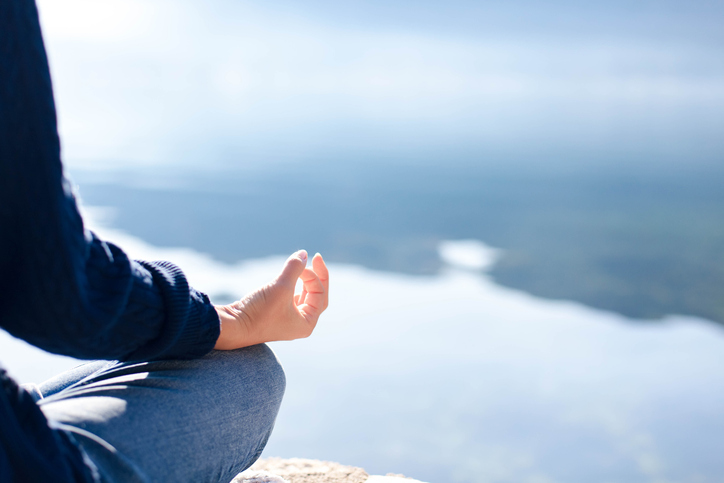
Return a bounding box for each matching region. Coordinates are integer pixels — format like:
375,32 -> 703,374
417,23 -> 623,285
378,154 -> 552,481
213,250 -> 329,350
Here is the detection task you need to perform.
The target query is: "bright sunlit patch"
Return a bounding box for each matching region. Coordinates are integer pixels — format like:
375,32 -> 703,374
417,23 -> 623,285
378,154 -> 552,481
36,0 -> 153,41
438,239 -> 500,271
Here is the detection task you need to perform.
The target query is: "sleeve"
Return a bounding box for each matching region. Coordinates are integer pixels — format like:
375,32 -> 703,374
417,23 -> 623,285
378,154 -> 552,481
0,0 -> 220,361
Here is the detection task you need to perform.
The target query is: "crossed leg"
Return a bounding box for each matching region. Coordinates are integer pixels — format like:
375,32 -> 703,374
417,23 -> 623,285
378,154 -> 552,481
33,345 -> 285,483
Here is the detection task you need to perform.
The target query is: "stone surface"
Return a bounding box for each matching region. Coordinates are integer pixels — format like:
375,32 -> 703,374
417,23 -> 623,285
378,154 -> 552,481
366,477 -> 422,483
234,471 -> 288,483
233,458 -> 369,483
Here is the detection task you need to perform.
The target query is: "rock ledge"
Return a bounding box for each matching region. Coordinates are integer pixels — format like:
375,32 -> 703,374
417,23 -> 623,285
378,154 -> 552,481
232,458 -> 427,483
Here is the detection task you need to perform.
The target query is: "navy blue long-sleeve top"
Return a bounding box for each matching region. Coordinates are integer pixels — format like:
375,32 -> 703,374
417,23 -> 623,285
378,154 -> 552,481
0,1 -> 221,480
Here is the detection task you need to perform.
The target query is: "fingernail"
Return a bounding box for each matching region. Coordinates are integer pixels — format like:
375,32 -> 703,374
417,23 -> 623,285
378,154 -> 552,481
298,250 -> 307,262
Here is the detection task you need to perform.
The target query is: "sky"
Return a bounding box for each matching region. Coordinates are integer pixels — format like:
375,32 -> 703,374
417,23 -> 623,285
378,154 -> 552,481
35,0 -> 724,171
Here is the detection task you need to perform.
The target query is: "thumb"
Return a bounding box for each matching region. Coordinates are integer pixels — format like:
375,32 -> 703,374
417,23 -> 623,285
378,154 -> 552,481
276,250 -> 308,288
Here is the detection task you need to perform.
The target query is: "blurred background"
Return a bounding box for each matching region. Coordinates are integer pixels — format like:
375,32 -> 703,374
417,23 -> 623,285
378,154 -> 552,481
6,0 -> 724,481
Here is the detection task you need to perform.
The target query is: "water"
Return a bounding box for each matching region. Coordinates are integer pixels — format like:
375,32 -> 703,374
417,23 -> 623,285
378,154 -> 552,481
69,162 -> 724,324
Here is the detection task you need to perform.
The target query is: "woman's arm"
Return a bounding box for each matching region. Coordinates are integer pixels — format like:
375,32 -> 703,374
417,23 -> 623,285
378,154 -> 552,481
0,0 -> 328,361
0,0 -> 218,362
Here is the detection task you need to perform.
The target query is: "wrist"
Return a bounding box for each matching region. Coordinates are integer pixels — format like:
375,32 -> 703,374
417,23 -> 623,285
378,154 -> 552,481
214,305 -> 251,350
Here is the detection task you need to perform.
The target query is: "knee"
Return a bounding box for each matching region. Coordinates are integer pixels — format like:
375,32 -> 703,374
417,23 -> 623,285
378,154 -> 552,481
250,343 -> 286,406
221,344 -> 286,407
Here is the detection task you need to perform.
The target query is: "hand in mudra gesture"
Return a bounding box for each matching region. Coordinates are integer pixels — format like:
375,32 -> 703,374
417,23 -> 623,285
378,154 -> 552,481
214,250 -> 329,349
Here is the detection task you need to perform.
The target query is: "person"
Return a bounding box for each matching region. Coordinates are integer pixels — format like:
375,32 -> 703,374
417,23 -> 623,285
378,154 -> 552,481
0,1 -> 330,482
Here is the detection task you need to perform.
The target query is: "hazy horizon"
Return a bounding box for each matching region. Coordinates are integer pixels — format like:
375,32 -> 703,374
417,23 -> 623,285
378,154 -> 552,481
37,0 -> 724,171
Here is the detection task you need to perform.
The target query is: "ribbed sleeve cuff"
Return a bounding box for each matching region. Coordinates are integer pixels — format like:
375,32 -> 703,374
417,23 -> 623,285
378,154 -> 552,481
173,288 -> 221,359
133,260 -> 220,361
